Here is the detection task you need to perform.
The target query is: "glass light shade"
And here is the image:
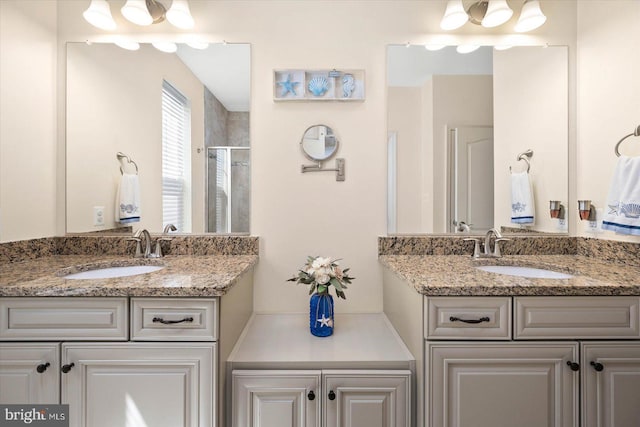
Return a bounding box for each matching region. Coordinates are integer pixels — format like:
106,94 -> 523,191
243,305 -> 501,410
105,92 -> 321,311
494,45 -> 513,51
482,0 -> 513,28
186,40 -> 209,50
121,0 -> 153,26
514,0 -> 547,32
83,0 -> 117,30
425,44 -> 446,51
114,40 -> 140,51
440,0 -> 468,30
166,0 -> 195,29
456,44 -> 480,54
152,41 -> 178,53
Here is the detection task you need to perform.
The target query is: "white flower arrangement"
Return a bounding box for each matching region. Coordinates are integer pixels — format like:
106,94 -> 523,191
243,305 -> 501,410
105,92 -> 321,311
287,256 -> 354,299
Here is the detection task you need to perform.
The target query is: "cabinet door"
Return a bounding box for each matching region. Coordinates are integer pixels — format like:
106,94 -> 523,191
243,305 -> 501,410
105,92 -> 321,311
582,342 -> 640,427
232,370 -> 321,427
62,342 -> 216,427
426,342 -> 579,427
323,370 -> 411,427
0,343 -> 59,404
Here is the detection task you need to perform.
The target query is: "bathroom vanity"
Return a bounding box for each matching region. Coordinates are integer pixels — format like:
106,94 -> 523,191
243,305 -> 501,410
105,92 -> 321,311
381,249 -> 640,427
0,250 -> 257,427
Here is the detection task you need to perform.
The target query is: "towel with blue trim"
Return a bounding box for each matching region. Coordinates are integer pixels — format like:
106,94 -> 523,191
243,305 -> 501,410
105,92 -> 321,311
115,173 -> 141,223
510,171 -> 535,224
602,155 -> 640,235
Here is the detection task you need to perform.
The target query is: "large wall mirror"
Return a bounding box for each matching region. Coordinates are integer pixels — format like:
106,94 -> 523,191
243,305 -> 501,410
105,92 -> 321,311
387,45 -> 568,235
66,42 -> 250,234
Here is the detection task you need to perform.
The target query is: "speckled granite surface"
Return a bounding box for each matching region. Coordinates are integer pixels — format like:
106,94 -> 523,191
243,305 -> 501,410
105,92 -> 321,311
379,235 -> 577,256
0,254 -> 257,297
380,255 -> 640,296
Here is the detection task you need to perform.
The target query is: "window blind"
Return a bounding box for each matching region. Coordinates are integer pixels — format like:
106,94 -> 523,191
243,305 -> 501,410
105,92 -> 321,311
162,80 -> 191,232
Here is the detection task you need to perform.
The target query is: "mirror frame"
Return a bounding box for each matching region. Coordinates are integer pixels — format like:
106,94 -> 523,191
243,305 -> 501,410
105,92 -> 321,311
300,124 -> 339,162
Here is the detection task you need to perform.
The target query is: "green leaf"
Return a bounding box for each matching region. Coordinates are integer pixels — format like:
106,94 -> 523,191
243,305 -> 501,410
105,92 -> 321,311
330,277 -> 343,292
317,285 -> 328,294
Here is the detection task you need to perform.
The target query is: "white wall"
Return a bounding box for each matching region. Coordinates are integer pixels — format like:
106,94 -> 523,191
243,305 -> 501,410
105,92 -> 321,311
494,46 -> 569,233
577,1 -> 640,242
66,43 -> 204,233
1,0 -> 579,313
0,1 -> 58,242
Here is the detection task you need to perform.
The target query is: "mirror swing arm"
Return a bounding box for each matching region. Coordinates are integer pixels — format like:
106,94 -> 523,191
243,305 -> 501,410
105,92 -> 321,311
301,159 -> 345,181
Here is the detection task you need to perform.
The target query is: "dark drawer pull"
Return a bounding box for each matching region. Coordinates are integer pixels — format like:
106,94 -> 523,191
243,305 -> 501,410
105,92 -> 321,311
61,363 -> 75,373
566,361 -> 580,372
449,316 -> 490,324
152,317 -> 194,325
328,390 -> 336,401
590,361 -> 604,372
307,390 -> 315,401
36,363 -> 50,373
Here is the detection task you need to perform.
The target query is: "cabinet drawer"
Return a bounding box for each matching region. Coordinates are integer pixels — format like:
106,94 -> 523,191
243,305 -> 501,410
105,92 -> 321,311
515,296 -> 640,339
0,297 -> 128,341
131,298 -> 218,341
424,297 -> 512,340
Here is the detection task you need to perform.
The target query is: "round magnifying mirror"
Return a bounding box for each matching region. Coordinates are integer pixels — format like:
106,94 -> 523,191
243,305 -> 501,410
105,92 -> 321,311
300,125 -> 339,161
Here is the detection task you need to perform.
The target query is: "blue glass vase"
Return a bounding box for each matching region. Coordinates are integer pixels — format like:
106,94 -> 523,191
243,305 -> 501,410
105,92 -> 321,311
309,293 -> 334,337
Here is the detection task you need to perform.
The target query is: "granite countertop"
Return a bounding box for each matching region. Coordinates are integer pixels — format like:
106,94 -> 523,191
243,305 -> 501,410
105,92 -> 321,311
0,255 -> 258,297
380,255 -> 640,296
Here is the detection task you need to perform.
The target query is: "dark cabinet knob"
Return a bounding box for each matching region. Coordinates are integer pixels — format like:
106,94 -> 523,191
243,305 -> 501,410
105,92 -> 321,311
36,363 -> 50,373
328,390 -> 336,401
61,363 -> 75,373
590,361 -> 604,372
307,390 -> 315,401
566,361 -> 580,371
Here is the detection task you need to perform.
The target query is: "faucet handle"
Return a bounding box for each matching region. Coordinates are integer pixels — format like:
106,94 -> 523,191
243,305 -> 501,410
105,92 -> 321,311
493,238 -> 510,257
126,237 -> 143,258
154,237 -> 173,258
463,237 -> 482,258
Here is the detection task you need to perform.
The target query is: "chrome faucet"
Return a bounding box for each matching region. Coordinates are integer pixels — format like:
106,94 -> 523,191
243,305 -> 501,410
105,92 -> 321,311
134,229 -> 153,258
155,224 -> 177,257
464,228 -> 510,258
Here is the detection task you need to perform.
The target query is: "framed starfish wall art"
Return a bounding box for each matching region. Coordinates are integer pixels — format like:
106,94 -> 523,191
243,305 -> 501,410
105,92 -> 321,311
273,69 -> 365,101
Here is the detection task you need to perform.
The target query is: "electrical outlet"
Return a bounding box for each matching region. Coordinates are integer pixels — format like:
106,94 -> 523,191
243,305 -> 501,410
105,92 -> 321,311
93,206 -> 105,226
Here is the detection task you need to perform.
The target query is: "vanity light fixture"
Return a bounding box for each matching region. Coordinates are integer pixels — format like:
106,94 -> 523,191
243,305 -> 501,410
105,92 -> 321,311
84,0 -> 195,29
456,44 -> 481,54
83,0 -> 117,30
166,0 -> 195,29
114,39 -> 141,51
440,0 -> 546,32
152,41 -> 178,53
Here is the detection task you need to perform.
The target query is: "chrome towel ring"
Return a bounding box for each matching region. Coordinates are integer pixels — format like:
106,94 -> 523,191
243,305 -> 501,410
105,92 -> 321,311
116,152 -> 139,175
614,125 -> 640,157
510,149 -> 534,173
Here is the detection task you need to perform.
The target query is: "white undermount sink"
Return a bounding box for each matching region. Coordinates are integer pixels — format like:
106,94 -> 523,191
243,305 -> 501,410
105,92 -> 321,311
63,265 -> 165,280
475,265 -> 573,279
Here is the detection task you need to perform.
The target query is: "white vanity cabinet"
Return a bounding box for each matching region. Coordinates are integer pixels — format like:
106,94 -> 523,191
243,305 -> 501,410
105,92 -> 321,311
228,314 -> 415,427
233,369 -> 411,427
0,297 -> 220,427
420,296 -> 640,427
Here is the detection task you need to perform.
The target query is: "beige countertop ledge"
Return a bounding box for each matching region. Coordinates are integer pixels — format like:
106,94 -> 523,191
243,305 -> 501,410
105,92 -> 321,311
0,255 -> 258,297
380,255 -> 640,296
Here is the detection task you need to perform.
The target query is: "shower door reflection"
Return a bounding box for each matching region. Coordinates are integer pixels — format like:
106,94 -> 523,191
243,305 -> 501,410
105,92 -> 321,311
207,147 -> 250,233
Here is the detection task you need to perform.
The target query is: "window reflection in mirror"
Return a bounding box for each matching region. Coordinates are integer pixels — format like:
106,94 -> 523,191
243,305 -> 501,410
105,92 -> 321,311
386,45 -> 568,235
66,42 -> 250,234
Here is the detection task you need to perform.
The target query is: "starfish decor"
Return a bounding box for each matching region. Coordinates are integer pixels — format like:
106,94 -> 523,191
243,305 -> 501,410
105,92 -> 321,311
277,74 -> 300,97
317,314 -> 332,328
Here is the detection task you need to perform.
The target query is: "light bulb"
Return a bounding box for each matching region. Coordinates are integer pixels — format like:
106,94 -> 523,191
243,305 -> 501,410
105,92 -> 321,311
186,40 -> 209,50
440,0 -> 468,31
425,44 -> 446,51
121,0 -> 153,26
456,45 -> 480,54
166,0 -> 195,29
83,0 -> 117,31
114,39 -> 140,51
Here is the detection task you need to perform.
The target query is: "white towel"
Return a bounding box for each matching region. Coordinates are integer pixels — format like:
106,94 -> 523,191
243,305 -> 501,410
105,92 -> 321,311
115,173 -> 141,223
510,171 -> 535,224
601,156 -> 640,235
